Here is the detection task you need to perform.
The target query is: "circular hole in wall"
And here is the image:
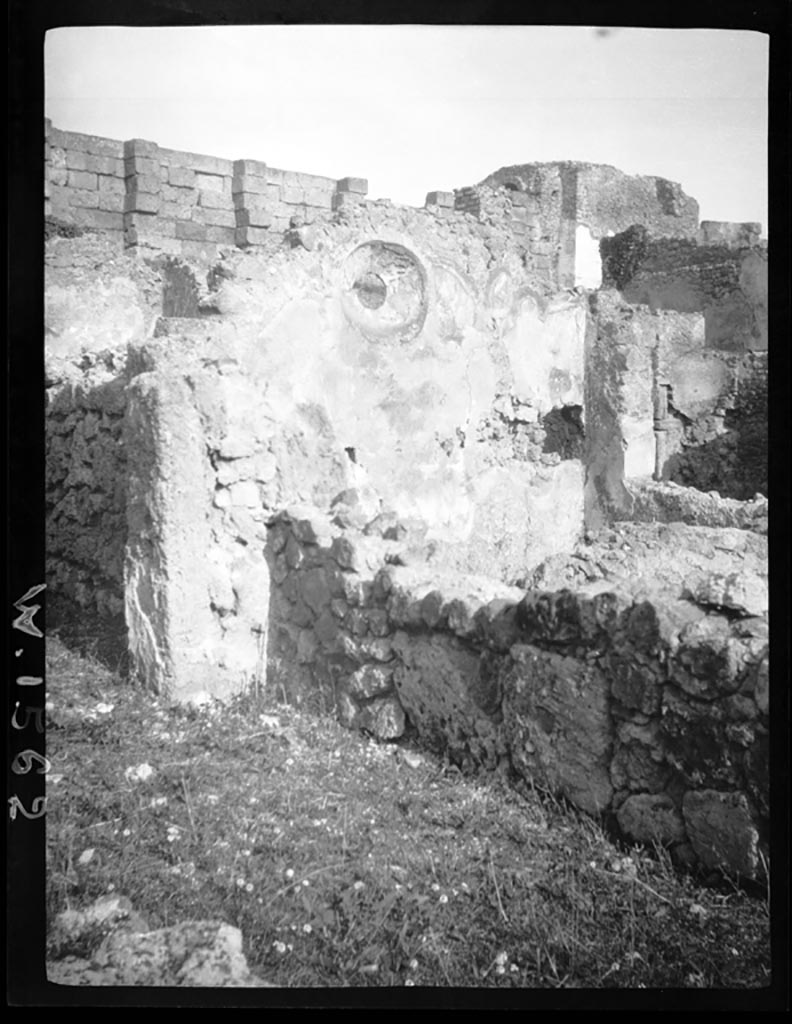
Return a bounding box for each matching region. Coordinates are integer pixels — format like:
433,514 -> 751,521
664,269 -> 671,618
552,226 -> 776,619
353,272 -> 387,310
341,241 -> 428,343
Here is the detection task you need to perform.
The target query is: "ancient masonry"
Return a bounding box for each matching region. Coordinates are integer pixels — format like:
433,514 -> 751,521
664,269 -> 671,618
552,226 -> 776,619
45,122 -> 769,881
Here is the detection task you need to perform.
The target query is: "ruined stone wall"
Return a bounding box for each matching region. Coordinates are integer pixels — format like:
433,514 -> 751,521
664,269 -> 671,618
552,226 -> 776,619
662,352 -> 768,501
45,234 -> 165,645
585,258 -> 768,528
43,138 -> 769,881
105,195 -> 591,699
455,179 -> 563,286
475,163 -> 700,289
602,228 -> 768,351
266,509 -> 768,881
46,379 -> 128,623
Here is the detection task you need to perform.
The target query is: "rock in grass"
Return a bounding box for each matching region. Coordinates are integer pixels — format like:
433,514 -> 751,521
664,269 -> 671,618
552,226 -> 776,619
47,897 -> 273,987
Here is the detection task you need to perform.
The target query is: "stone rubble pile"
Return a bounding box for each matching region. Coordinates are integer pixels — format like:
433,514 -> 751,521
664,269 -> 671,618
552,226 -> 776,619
47,895 -> 273,987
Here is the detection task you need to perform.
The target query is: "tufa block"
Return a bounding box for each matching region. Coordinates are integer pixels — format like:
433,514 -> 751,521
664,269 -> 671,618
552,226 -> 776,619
336,177 -> 368,195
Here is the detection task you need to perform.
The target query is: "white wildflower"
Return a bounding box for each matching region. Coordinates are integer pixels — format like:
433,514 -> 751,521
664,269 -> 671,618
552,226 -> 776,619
124,763 -> 154,783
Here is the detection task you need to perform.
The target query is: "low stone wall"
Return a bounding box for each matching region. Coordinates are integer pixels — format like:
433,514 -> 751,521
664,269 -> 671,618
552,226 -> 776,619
266,508 -> 769,880
624,480 -> 768,532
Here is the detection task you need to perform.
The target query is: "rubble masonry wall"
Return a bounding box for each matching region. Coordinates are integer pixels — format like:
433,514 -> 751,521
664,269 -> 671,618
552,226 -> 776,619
266,508 -> 769,880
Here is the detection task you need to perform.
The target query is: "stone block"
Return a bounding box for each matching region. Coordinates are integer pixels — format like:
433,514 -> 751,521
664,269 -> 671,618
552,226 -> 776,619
616,794 -> 686,846
347,664 -> 395,700
425,191 -> 454,208
303,187 -> 333,208
227,480 -> 260,508
98,175 -> 126,195
608,650 -> 663,714
235,226 -> 270,247
392,632 -> 505,769
336,176 -> 368,194
235,205 -> 272,228
124,156 -> 160,179
162,148 -> 233,176
176,219 -> 207,241
698,221 -> 762,248
692,571 -> 768,618
281,186 -> 305,205
198,189 -> 232,210
233,158 -> 268,177
195,171 -> 227,193
332,192 -> 364,212
68,208 -> 125,232
299,568 -> 332,615
357,696 -> 405,740
610,719 -> 670,793
161,200 -> 194,221
232,173 -> 269,196
65,151 -> 124,176
123,213 -> 176,243
48,129 -> 121,157
201,208 -> 236,228
166,165 -> 196,188
503,645 -> 614,816
124,138 -> 159,159
669,619 -> 754,700
126,173 -> 161,195
68,189 -> 100,209
162,184 -> 197,204
125,192 -> 161,214
681,789 -> 763,879
67,170 -> 98,191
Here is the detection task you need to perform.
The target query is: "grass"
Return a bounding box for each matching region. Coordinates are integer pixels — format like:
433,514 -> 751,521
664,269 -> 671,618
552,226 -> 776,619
45,635 -> 770,989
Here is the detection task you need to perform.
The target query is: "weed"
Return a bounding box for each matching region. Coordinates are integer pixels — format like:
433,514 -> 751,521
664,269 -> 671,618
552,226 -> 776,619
45,636 -> 770,988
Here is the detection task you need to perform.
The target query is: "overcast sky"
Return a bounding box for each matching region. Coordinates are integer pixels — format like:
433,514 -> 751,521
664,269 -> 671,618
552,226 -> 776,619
45,26 -> 768,229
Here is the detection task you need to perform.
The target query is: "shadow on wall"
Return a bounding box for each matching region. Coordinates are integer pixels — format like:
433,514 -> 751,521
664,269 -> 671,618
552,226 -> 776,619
541,405 -> 584,461
46,374 -> 130,672
663,425 -> 768,501
47,592 -> 129,677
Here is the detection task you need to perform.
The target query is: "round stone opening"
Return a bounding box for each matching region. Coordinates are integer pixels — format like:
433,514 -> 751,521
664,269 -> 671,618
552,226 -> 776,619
353,272 -> 387,310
